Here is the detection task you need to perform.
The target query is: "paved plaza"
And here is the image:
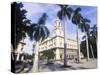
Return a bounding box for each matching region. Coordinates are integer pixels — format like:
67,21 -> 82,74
38,59 -> 97,72
19,59 -> 97,73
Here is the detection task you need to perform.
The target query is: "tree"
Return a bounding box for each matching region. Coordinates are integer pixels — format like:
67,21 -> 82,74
11,2 -> 31,50
57,5 -> 73,66
41,49 -> 55,64
80,40 -> 87,58
30,13 -> 50,72
90,24 -> 97,58
24,53 -> 34,60
81,24 -> 97,59
79,17 -> 91,61
72,8 -> 82,63
81,34 -> 94,59
90,24 -> 97,41
11,2 -> 32,73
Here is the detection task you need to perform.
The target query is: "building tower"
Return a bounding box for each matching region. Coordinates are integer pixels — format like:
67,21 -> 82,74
54,17 -> 64,37
54,17 -> 64,60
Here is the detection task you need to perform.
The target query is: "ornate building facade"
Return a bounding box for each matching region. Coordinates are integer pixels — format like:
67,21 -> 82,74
39,17 -> 81,60
15,17 -> 83,61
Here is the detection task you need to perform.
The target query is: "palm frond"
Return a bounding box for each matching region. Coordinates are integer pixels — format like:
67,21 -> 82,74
72,7 -> 82,25
82,18 -> 91,23
58,4 -> 63,8
58,4 -> 67,9
57,11 -> 63,20
82,35 -> 86,40
27,24 -> 37,41
38,13 -> 48,25
78,23 -> 84,32
75,8 -> 81,13
66,7 -> 73,19
57,5 -> 73,20
33,13 -> 50,42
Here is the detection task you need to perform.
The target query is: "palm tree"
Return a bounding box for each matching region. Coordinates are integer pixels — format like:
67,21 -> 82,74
90,24 -> 97,41
81,24 -> 97,59
72,8 -> 82,63
90,24 -> 97,58
57,5 -> 73,66
82,32 -> 95,59
29,13 -> 50,72
79,17 -> 91,61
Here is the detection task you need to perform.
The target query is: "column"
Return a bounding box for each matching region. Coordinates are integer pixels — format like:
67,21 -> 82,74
56,48 -> 60,60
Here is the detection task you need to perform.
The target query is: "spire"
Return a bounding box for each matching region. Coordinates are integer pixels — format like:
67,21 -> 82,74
56,17 -> 60,21
55,17 -> 61,29
54,17 -> 64,36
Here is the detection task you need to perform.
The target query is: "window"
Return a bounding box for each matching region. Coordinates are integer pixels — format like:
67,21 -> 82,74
60,42 -> 62,46
53,42 -> 56,46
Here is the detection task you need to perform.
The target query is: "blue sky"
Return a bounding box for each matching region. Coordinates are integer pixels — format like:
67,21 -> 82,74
21,2 -> 97,54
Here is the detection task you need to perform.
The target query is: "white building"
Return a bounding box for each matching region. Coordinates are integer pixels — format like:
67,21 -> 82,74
16,40 -> 26,61
15,17 -> 83,61
39,17 -> 82,60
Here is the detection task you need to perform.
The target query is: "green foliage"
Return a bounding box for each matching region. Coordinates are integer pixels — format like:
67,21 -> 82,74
80,24 -> 97,58
24,53 -> 34,60
11,2 -> 50,50
72,8 -> 82,25
79,18 -> 90,33
11,2 -> 32,49
28,13 -> 50,42
41,49 -> 55,64
80,40 -> 88,58
57,5 -> 73,20
90,24 -> 97,58
90,24 -> 97,40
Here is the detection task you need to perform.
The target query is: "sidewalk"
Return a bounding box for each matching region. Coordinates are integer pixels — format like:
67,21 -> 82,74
38,59 -> 97,72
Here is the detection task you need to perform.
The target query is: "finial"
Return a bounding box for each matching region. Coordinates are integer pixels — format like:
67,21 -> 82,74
56,17 -> 60,21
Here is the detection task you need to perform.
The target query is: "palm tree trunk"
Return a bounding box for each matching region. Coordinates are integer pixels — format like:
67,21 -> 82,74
90,44 -> 94,59
16,53 -> 20,61
64,16 -> 67,66
85,32 -> 90,61
16,38 -> 25,61
31,41 -> 39,72
76,25 -> 80,63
